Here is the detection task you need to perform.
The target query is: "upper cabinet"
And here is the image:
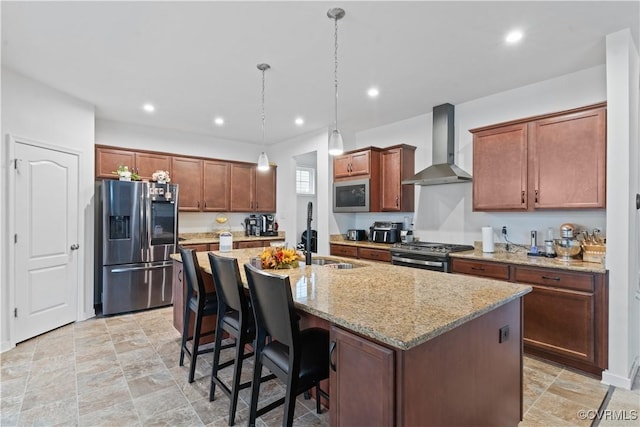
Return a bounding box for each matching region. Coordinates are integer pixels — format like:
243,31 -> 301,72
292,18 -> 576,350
96,146 -> 171,181
380,144 -> 416,212
230,163 -> 276,213
203,160 -> 230,212
471,103 -> 606,211
171,157 -> 203,212
333,148 -> 380,180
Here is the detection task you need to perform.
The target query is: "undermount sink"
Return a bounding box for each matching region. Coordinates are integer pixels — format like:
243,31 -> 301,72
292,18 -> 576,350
309,257 -> 358,269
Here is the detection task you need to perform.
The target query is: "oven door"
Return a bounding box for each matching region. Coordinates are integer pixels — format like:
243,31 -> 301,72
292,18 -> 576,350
391,251 -> 449,272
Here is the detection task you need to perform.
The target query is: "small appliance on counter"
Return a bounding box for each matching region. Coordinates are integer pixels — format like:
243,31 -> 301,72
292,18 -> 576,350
345,229 -> 367,241
260,214 -> 278,237
554,223 -> 582,261
244,215 -> 260,236
369,221 -> 403,244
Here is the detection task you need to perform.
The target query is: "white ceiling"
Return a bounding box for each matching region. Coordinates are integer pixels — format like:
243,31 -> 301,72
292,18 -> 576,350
2,1 -> 638,145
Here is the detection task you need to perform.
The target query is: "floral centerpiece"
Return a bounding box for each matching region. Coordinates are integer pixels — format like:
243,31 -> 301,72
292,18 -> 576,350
260,246 -> 301,269
152,170 -> 170,183
113,165 -> 139,181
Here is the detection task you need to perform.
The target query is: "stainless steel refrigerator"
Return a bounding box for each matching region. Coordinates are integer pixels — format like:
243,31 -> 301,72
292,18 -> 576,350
97,180 -> 179,315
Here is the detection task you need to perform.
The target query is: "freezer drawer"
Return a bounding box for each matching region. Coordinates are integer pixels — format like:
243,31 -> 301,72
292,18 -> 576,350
102,261 -> 173,315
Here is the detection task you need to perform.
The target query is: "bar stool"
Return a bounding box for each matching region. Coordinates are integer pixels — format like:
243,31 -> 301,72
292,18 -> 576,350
244,263 -> 329,427
207,253 -> 275,426
178,247 -> 218,383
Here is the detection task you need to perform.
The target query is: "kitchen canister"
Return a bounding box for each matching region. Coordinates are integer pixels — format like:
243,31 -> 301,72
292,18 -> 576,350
482,226 -> 495,253
219,232 -> 233,252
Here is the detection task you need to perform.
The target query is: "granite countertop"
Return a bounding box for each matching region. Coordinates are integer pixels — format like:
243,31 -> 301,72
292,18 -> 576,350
179,231 -> 286,245
171,248 -> 531,351
450,246 -> 607,274
329,235 -> 394,250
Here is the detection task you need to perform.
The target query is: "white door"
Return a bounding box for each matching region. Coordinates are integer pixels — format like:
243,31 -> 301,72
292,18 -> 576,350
13,141 -> 79,343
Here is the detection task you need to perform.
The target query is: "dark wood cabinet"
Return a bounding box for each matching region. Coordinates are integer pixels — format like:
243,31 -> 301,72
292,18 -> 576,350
172,157 -> 203,211
172,259 -> 185,332
330,325 -> 395,427
471,103 -> 606,211
255,165 -> 277,212
329,244 -> 358,259
230,163 -> 276,213
357,247 -> 391,263
203,160 -> 230,212
135,152 -> 171,181
451,257 -> 608,376
235,240 -> 268,249
472,124 -> 528,211
381,145 -> 416,212
95,147 -> 136,179
179,243 -> 209,252
334,150 -> 375,179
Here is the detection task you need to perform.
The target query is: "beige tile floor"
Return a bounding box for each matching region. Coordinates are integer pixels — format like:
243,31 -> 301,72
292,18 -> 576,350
0,306 -> 637,426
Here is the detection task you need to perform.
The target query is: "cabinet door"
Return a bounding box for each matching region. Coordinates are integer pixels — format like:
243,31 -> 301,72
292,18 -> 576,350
255,166 -> 276,212
330,325 -> 395,427
349,151 -> 371,176
203,160 -> 230,212
135,152 -> 171,181
171,260 -> 184,332
329,244 -> 358,259
472,124 -> 528,211
96,147 -> 136,179
451,258 -> 510,281
333,155 -> 352,179
357,247 -> 391,263
172,157 -> 203,211
531,108 -> 606,209
381,149 -> 401,211
230,163 -> 255,212
235,240 -> 266,249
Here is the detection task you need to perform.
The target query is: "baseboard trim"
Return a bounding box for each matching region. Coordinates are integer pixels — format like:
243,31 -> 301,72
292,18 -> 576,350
602,357 -> 639,390
1,340 -> 15,353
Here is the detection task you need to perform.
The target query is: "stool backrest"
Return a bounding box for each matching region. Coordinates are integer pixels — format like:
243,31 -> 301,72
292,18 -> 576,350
208,253 -> 249,316
244,263 -> 298,349
179,247 -> 206,304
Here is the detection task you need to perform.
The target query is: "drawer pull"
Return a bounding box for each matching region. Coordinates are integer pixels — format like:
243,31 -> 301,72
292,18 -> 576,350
471,266 -> 485,271
542,275 -> 560,281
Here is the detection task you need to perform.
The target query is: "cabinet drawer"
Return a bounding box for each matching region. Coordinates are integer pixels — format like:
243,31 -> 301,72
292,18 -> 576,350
235,240 -> 266,249
513,267 -> 594,292
357,248 -> 391,262
330,244 -> 358,258
451,258 -> 509,280
181,243 -> 209,252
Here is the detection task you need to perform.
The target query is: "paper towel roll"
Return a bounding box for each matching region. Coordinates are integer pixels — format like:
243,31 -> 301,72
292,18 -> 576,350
482,226 -> 495,253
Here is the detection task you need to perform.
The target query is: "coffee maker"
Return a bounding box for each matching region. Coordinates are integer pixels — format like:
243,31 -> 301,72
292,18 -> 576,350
244,215 -> 260,236
260,214 -> 278,236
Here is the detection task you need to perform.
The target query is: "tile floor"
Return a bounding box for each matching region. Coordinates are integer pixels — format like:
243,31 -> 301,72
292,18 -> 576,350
0,306 -> 637,426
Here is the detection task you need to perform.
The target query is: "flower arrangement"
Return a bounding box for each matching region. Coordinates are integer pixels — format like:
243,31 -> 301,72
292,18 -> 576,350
152,170 -> 170,183
113,165 -> 139,181
260,246 -> 301,269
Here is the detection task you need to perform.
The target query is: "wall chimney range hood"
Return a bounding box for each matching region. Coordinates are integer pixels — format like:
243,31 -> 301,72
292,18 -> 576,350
402,103 -> 472,186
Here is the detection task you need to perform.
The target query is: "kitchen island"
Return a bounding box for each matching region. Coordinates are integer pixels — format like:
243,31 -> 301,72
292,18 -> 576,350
173,249 -> 531,426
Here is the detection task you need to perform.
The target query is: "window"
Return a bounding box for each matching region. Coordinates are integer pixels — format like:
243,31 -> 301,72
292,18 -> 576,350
296,167 -> 315,195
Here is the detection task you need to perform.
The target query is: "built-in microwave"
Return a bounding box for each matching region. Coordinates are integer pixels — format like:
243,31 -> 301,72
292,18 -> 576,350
333,179 -> 370,212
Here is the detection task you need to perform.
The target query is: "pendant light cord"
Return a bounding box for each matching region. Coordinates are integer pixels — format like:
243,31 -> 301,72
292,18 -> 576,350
261,67 -> 266,148
333,15 -> 339,132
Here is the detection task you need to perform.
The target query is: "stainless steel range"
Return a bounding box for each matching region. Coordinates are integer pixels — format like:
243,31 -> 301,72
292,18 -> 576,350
391,242 -> 474,272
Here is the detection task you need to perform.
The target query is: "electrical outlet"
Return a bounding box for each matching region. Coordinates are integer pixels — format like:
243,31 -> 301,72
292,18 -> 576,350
502,226 -> 507,236
499,325 -> 510,343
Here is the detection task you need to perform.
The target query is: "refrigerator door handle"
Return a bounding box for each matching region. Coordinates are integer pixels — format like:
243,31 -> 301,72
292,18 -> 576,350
111,264 -> 171,273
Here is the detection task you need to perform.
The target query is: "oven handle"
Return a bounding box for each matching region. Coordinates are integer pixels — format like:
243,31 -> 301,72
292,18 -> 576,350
391,256 -> 444,268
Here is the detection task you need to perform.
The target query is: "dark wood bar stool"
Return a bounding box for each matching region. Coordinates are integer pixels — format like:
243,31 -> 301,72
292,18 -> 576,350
244,263 -> 329,427
178,247 -> 218,383
207,253 -> 275,426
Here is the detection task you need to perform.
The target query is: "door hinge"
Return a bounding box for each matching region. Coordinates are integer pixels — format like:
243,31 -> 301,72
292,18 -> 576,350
14,308 -> 17,318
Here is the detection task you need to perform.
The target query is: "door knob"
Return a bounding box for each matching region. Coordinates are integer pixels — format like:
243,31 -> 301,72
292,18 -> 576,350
70,244 -> 79,250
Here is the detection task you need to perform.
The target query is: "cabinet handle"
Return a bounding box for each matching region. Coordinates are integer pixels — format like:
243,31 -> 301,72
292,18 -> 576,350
535,190 -> 539,203
197,201 -> 200,208
521,191 -> 526,205
396,195 -> 399,207
329,340 -> 337,371
471,266 -> 485,271
542,275 -> 560,281
178,269 -> 182,282
204,201 -> 207,208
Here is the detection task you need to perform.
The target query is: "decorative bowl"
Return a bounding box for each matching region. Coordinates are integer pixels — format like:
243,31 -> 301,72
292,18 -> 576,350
554,238 -> 582,260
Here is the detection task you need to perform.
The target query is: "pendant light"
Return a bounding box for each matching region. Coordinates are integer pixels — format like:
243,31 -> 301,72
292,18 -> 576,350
257,63 -> 270,171
327,7 -> 345,156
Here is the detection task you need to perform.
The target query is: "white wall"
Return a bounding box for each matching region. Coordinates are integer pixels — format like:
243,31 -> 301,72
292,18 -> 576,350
95,119 -> 264,234
602,29 -> 640,389
351,65 -> 607,245
295,152 -> 318,246
1,69 -> 95,351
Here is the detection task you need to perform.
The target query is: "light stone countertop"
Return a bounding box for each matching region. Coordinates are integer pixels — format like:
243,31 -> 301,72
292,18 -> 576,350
172,248 -> 531,351
178,231 -> 286,245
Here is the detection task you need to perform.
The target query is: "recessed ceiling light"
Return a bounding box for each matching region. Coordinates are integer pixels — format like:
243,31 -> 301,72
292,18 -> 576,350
142,103 -> 155,113
367,87 -> 379,98
295,117 -> 304,126
214,117 -> 224,126
505,30 -> 523,44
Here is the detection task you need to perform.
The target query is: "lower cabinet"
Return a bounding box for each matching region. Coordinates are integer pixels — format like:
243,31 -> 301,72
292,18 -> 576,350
235,240 -> 269,249
330,325 -> 395,427
329,244 -> 391,262
451,258 -> 608,376
329,244 -> 358,258
180,243 -> 209,252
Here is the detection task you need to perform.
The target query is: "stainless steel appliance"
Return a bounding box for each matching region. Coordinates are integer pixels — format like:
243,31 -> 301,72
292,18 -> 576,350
370,221 -> 403,243
97,180 -> 178,315
333,179 -> 369,212
260,214 -> 278,236
391,242 -> 474,272
346,229 -> 367,241
244,215 -> 260,236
